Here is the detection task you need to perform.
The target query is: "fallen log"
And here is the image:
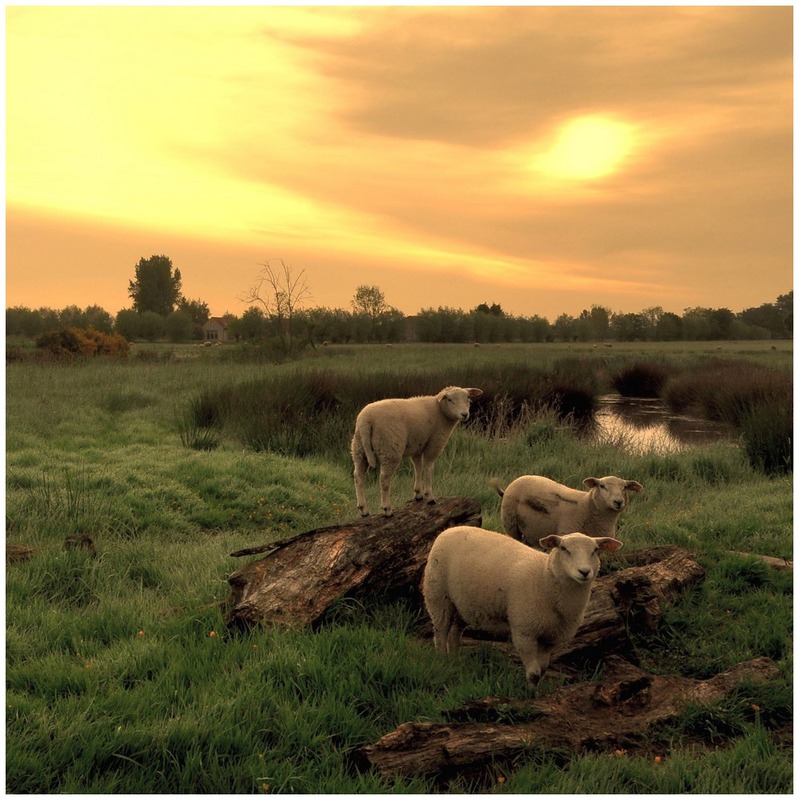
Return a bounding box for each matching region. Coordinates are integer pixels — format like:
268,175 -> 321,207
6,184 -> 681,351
352,655 -> 779,780
226,496 -> 481,629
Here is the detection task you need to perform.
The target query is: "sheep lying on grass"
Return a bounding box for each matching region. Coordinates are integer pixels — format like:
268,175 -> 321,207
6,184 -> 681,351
489,474 -> 643,545
423,527 -> 622,683
351,386 -> 483,517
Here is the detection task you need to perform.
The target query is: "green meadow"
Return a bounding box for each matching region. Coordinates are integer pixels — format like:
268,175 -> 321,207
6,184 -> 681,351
5,340 -> 793,793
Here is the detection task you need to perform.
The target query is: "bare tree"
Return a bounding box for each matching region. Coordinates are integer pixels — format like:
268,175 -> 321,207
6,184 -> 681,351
240,259 -> 311,351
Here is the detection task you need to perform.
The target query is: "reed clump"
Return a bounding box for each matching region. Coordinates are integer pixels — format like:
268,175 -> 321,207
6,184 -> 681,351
612,362 -> 673,397
180,363 -> 601,457
661,359 -> 791,475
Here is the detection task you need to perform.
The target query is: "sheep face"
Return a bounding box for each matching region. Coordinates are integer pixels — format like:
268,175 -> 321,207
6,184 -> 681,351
436,386 -> 483,423
583,476 -> 644,513
539,532 -> 623,584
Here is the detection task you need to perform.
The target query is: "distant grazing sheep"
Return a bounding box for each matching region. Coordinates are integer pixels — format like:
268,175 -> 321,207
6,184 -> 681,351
489,474 -> 643,545
423,526 -> 622,683
351,386 -> 483,517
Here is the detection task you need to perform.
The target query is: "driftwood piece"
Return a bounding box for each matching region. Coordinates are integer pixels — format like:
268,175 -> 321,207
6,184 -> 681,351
352,656 -> 779,779
6,543 -> 38,564
728,550 -> 793,571
226,497 -> 481,629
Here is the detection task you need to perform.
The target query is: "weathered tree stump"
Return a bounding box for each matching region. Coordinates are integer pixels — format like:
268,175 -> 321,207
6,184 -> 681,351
352,656 -> 779,780
226,496 -> 481,629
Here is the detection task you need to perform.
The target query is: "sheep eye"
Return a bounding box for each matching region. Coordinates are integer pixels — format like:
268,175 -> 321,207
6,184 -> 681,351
559,545 -> 568,553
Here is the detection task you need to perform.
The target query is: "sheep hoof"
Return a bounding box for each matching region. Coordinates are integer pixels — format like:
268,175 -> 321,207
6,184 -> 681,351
426,498 -> 437,505
382,508 -> 394,517
358,508 -> 370,517
413,494 -> 424,502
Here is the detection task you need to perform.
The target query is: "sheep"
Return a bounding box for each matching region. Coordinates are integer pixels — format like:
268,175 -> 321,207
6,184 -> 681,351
423,526 -> 622,683
489,474 -> 643,546
351,385 -> 483,517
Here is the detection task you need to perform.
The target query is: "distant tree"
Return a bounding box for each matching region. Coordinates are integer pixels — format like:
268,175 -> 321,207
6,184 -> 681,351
775,291 -> 793,336
165,309 -> 194,342
82,305 -> 114,333
6,306 -> 46,337
553,313 -> 577,342
349,285 -> 405,342
128,255 -> 183,316
351,285 -> 388,319
738,303 -> 783,339
709,308 -> 735,340
240,258 -> 311,351
114,309 -> 140,341
518,315 -> 551,343
590,305 -> 611,341
655,312 -> 682,341
681,308 -> 714,340
58,305 -> 86,329
230,307 -> 268,340
137,310 -> 165,342
473,302 -> 504,317
611,312 -> 646,341
178,298 -> 210,326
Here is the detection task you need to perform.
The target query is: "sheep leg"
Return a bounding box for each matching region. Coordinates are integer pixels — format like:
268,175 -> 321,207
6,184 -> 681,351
431,609 -> 451,655
445,615 -> 465,655
378,459 -> 399,517
512,631 -> 546,684
420,457 -> 436,504
410,454 -> 425,501
352,452 -> 371,517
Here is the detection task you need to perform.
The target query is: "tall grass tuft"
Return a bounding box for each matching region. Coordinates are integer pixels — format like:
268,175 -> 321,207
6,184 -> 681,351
176,396 -> 221,451
612,361 -> 672,397
739,401 -> 792,476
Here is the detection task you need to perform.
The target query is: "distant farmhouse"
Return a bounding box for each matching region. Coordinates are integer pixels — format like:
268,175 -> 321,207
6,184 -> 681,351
202,316 -> 230,342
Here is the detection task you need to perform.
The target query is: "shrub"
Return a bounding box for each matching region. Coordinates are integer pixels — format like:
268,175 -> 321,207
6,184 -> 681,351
35,327 -> 129,359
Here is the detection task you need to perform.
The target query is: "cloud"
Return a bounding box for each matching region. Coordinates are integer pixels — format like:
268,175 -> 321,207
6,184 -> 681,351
6,6 -> 792,319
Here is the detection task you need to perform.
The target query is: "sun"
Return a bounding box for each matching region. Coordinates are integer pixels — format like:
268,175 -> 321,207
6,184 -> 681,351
535,115 -> 636,181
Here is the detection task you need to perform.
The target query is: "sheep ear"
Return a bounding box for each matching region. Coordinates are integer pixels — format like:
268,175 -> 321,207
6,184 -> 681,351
626,481 -> 644,493
597,537 -> 624,553
539,535 -> 561,550
467,388 -> 483,398
583,477 -> 600,489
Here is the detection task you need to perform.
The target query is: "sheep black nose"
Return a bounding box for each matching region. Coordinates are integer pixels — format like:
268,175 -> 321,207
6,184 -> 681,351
613,500 -> 624,509
578,568 -> 590,579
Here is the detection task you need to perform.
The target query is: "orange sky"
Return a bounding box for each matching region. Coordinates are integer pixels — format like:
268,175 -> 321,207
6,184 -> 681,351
5,5 -> 793,320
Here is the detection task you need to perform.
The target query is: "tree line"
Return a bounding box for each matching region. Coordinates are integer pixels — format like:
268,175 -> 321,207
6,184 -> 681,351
5,254 -> 792,344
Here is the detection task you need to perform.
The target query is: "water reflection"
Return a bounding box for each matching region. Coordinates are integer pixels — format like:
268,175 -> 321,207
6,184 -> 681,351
590,395 -> 735,454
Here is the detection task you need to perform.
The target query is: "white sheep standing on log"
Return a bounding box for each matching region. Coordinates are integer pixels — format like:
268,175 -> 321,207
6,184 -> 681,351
489,475 -> 643,546
423,526 -> 622,683
351,386 -> 483,517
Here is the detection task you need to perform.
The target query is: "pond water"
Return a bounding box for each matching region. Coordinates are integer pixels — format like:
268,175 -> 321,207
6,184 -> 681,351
590,395 -> 736,454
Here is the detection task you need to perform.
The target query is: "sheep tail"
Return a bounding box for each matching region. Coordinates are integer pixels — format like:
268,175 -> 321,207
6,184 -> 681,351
488,477 -> 505,498
357,419 -> 378,470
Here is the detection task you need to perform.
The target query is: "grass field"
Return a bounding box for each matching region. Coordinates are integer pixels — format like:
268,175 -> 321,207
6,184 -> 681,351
5,341 -> 793,793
